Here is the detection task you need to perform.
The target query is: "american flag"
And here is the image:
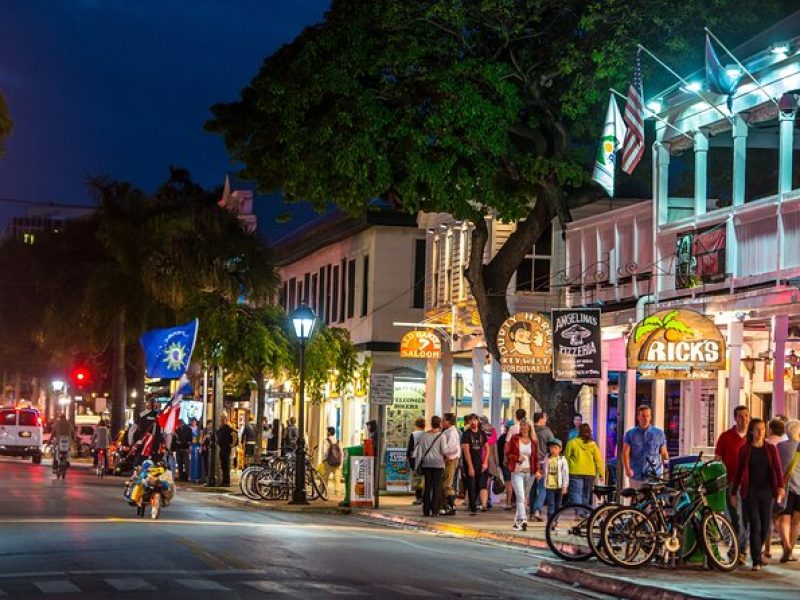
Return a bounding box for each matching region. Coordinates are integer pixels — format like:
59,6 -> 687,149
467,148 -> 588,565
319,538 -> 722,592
621,50 -> 645,174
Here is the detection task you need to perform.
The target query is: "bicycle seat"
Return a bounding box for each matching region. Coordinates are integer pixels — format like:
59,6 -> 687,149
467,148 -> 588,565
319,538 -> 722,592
620,487 -> 638,498
593,485 -> 616,499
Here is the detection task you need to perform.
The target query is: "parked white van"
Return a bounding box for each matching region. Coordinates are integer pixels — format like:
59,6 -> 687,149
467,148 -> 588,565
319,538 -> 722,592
0,407 -> 43,463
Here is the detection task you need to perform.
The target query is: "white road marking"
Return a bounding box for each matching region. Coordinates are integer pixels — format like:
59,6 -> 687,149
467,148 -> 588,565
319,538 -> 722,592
383,584 -> 437,597
34,580 -> 81,594
245,581 -> 294,594
104,577 -> 155,591
176,579 -> 231,591
305,582 -> 367,595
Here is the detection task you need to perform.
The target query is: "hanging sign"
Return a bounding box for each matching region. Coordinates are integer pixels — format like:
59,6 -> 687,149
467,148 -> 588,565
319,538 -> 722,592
369,373 -> 395,405
552,308 -> 602,381
627,309 -> 726,379
496,312 -> 553,373
399,330 -> 442,359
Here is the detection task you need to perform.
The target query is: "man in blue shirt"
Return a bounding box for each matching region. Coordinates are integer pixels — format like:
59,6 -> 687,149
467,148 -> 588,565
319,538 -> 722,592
622,405 -> 669,487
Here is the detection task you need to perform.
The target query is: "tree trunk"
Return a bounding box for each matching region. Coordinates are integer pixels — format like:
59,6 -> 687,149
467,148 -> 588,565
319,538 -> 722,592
254,370 -> 266,461
111,309 -> 127,436
464,195 -> 581,423
133,342 -> 145,416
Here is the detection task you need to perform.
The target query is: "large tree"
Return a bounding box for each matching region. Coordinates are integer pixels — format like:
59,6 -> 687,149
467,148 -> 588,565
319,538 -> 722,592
0,93 -> 11,156
206,0 -> 786,427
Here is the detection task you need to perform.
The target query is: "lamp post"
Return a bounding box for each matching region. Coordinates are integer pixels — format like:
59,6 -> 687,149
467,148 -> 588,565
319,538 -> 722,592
290,305 -> 316,505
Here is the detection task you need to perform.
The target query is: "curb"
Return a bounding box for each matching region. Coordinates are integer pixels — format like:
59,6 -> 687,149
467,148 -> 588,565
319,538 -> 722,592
356,510 -> 552,551
215,492 -> 353,515
536,560 -> 706,600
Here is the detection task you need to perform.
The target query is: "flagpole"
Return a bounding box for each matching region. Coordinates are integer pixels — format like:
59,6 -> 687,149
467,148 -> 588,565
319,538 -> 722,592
638,44 -> 733,124
609,87 -> 692,140
704,28 -> 780,109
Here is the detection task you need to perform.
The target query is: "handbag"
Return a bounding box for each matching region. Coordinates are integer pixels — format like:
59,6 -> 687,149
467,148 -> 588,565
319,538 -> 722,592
414,431 -> 445,476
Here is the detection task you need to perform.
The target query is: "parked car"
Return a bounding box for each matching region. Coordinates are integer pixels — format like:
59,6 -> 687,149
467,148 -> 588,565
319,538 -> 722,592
0,407 -> 43,463
76,424 -> 97,457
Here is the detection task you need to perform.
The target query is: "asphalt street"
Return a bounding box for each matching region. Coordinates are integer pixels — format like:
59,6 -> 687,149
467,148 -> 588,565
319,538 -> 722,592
0,458 -> 591,599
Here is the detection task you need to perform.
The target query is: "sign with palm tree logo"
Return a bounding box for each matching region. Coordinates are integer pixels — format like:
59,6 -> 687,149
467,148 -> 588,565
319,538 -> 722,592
626,309 -> 725,379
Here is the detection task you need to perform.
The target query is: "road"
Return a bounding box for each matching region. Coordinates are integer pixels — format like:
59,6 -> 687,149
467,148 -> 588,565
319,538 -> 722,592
0,458 -> 590,599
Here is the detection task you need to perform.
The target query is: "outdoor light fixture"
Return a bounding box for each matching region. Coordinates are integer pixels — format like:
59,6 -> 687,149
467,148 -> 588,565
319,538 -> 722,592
683,81 -> 703,93
289,305 -> 317,505
291,305 -> 317,340
646,99 -> 662,114
771,42 -> 790,55
51,380 -> 65,392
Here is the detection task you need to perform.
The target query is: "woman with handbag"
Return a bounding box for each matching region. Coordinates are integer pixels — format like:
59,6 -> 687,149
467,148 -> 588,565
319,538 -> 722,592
731,418 -> 785,570
777,419 -> 800,562
413,415 -> 447,517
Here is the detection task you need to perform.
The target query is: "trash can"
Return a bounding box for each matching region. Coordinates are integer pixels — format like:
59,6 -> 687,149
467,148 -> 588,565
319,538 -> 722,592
190,443 -> 202,482
342,445 -> 364,507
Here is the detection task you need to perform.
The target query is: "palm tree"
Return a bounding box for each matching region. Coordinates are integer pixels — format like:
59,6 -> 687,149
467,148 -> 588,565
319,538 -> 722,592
632,310 -> 694,361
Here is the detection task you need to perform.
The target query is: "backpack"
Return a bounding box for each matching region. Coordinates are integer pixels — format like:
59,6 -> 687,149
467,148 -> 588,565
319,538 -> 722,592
326,441 -> 343,467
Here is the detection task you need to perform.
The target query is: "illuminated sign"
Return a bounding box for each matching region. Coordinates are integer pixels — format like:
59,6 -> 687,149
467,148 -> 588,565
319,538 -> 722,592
497,312 -> 552,373
399,331 -> 442,359
552,308 -> 602,380
627,309 -> 726,379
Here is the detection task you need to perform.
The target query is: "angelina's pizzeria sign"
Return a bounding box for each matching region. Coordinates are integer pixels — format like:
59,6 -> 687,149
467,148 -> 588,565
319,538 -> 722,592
627,309 -> 725,379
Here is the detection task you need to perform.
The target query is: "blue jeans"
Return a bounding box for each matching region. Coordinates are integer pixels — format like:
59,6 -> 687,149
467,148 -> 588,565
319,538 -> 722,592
546,488 -> 563,519
568,475 -> 595,506
530,461 -> 546,513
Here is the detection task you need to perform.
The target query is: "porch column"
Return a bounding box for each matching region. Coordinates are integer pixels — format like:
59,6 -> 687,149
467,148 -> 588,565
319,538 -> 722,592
779,102 -> 796,195
728,320 -> 744,423
654,141 -> 671,227
425,358 -> 437,426
625,368 -> 637,432
773,315 -> 788,418
471,346 -> 487,416
694,130 -> 709,216
489,356 -> 502,427
732,115 -> 748,207
439,351 -> 453,416
653,379 -> 666,431
596,342 -> 609,466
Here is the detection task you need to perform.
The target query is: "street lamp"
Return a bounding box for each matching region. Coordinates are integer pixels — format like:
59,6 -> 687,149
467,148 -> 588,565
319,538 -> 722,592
290,305 -> 316,504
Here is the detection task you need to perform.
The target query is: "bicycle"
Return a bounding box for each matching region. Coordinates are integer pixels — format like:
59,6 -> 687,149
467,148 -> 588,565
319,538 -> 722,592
545,485 -> 618,561
95,448 -> 106,479
601,457 -> 738,571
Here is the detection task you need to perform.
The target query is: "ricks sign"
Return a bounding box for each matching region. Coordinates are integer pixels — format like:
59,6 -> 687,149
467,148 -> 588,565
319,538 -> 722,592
552,309 -> 602,381
399,330 -> 442,359
627,309 -> 726,379
497,312 -> 553,373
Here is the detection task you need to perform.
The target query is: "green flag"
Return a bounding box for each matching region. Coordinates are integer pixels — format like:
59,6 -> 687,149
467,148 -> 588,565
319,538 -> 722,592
592,95 -> 626,197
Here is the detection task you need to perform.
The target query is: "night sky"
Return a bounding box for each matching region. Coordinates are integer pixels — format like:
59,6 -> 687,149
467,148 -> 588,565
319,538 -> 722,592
0,0 -> 329,230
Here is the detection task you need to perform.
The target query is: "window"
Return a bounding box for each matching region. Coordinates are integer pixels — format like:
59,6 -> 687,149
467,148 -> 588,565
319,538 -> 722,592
288,278 -> 296,313
310,273 -> 318,314
296,281 -> 303,308
515,225 -> 552,292
280,281 -> 288,311
340,259 -> 347,322
325,265 -> 332,324
0,410 -> 15,425
413,239 -> 426,308
18,411 -> 38,426
347,259 -> 356,319
303,273 -> 310,305
332,265 -> 340,323
361,255 -> 369,317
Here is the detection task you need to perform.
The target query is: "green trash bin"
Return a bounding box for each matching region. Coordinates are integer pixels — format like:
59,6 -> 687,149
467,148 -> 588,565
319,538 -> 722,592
342,445 -> 364,507
670,458 -> 729,563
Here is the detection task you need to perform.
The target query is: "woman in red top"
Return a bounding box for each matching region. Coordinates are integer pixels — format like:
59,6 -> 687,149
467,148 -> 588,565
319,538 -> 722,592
731,418 -> 785,570
504,421 -> 541,531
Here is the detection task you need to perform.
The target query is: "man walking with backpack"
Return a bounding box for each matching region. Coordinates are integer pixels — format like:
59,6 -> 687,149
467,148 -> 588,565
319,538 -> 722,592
320,426 -> 343,496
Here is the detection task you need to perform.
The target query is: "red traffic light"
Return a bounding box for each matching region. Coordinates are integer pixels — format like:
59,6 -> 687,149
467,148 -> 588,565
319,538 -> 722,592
71,367 -> 91,388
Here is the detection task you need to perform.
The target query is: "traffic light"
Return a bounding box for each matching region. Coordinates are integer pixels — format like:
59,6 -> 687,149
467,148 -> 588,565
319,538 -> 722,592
71,367 -> 91,389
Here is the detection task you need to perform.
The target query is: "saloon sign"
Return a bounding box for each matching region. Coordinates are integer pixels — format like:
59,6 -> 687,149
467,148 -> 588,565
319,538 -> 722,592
497,312 -> 552,373
399,331 -> 442,359
552,309 -> 601,381
627,309 -> 726,379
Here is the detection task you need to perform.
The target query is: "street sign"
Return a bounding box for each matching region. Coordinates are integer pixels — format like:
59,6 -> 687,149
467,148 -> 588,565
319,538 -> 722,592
369,373 -> 394,405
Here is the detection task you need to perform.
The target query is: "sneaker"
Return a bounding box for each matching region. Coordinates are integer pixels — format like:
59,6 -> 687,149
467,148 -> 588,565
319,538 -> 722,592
438,509 -> 449,516
479,505 -> 487,513
521,521 -> 528,531
513,522 -> 521,531
533,511 -> 544,522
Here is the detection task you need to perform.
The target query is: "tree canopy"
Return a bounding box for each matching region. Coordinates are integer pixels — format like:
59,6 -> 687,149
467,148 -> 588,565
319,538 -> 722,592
206,0 -> 788,424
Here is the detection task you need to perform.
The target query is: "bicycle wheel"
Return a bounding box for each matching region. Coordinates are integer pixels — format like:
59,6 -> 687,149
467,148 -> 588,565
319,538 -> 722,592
601,507 -> 657,569
240,467 -> 260,500
587,504 -> 620,566
307,466 -> 327,501
545,504 -> 594,561
699,511 -> 738,571
256,467 -> 289,501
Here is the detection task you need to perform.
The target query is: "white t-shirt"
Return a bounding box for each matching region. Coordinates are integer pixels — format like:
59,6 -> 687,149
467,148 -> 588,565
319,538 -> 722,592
518,439 -> 532,472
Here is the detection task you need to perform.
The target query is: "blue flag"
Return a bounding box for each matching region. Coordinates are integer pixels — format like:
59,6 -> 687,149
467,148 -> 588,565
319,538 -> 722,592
140,319 -> 199,379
